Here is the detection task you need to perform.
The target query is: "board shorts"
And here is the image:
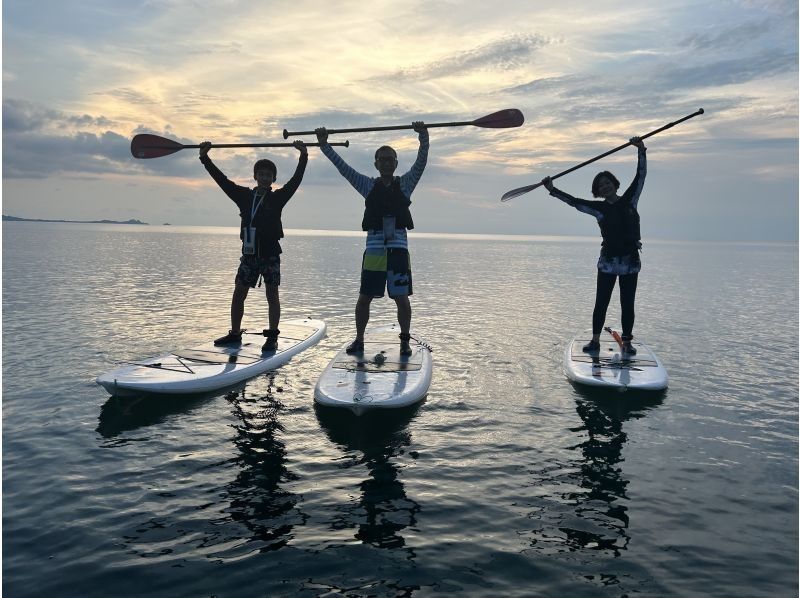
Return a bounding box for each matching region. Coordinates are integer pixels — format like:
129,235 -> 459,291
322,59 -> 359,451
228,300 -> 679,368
360,247 -> 412,298
597,250 -> 641,275
236,254 -> 280,288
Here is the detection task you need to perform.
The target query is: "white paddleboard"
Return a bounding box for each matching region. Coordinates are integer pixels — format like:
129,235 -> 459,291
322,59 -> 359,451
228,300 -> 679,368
564,326 -> 668,391
97,318 -> 326,396
314,324 -> 433,415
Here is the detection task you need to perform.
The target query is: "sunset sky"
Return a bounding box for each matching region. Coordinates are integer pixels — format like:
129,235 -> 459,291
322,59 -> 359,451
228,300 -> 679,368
3,0 -> 797,241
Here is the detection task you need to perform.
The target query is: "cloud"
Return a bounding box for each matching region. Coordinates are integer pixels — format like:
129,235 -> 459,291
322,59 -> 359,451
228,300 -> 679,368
3,98 -> 115,133
500,47 -> 796,126
366,33 -> 551,83
3,129 -> 132,178
96,87 -> 156,106
1,98 -> 200,178
648,50 -> 798,90
681,19 -> 773,51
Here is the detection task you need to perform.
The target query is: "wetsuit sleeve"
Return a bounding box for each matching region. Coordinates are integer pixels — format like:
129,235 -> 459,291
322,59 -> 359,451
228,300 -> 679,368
273,152 -> 308,208
320,144 -> 374,199
399,128 -> 430,197
623,145 -> 647,209
548,187 -> 604,220
200,154 -> 249,207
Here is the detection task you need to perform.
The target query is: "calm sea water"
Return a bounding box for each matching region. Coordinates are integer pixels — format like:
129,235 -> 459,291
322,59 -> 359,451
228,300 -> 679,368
3,222 -> 798,597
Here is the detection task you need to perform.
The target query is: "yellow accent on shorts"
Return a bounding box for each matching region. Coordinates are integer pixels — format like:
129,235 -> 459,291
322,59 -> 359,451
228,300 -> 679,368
362,249 -> 388,272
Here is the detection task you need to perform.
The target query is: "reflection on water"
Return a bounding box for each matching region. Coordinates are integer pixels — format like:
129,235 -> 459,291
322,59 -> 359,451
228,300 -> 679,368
315,405 -> 422,553
524,386 -> 664,563
96,389 -> 235,439
566,387 -> 665,555
221,376 -> 306,555
5,224 -> 797,596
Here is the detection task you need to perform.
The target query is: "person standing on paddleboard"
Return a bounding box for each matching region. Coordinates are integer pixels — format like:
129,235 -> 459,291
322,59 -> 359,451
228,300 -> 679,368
315,122 -> 429,357
198,140 -> 308,352
542,136 -> 647,355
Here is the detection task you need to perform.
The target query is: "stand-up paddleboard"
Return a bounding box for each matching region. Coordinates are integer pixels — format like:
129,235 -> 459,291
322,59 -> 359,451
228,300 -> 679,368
564,326 -> 668,391
315,324 -> 433,415
97,318 -> 326,396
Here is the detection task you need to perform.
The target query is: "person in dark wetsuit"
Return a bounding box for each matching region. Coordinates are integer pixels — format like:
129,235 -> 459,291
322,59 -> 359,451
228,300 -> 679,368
315,122 -> 428,357
542,137 -> 647,355
199,140 -> 308,352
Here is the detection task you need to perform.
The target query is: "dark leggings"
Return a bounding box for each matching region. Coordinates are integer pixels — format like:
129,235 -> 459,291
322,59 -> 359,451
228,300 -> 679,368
592,271 -> 638,336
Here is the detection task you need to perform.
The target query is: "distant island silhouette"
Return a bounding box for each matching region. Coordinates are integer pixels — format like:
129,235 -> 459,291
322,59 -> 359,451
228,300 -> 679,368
3,215 -> 149,225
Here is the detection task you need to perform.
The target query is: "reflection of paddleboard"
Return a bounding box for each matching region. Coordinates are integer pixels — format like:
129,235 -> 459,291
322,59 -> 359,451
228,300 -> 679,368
564,326 -> 668,391
97,318 -> 326,396
314,324 -> 433,415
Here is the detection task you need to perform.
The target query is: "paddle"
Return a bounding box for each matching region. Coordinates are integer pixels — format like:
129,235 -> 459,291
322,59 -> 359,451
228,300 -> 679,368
281,108 -> 525,139
131,134 -> 350,159
500,108 -> 705,202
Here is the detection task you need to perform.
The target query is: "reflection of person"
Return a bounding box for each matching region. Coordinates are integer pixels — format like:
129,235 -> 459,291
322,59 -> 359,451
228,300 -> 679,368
566,390 -> 664,555
315,406 -> 422,551
315,123 -> 429,357
542,137 -> 647,355
199,140 -> 308,352
226,382 -> 303,550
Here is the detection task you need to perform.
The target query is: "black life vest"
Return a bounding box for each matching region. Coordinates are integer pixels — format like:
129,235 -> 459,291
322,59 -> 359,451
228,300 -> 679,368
240,190 -> 285,256
361,178 -> 414,231
598,198 -> 640,257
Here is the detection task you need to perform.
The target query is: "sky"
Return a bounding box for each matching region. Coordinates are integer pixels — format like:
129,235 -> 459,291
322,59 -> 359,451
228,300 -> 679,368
2,0 -> 798,241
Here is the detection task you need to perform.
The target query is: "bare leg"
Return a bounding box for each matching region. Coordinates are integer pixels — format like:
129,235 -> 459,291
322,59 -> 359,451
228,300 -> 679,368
354,294 -> 373,341
231,283 -> 249,332
393,295 -> 411,335
264,284 -> 280,331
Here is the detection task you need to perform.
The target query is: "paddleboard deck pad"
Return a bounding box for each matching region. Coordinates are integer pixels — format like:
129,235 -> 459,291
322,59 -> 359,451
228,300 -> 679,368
564,327 -> 668,391
315,324 -> 433,415
97,318 -> 326,396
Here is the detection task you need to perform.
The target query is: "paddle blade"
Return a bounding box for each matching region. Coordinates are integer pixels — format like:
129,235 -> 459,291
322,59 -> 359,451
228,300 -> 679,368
131,134 -> 185,159
473,109 -> 525,129
500,182 -> 541,202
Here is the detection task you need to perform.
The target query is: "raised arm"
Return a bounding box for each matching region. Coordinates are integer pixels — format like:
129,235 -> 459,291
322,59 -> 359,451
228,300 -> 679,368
199,141 -> 247,202
541,177 -> 605,219
316,127 -> 374,199
398,121 -> 430,197
273,140 -> 309,206
623,137 -> 647,209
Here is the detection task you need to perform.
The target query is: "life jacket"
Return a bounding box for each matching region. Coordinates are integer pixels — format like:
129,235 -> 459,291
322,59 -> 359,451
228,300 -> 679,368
361,178 -> 414,231
598,198 -> 640,257
240,189 -> 285,255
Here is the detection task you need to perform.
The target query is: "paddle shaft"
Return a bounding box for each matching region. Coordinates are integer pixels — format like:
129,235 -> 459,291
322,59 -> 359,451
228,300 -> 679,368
283,121 -> 473,138
282,109 -> 524,138
501,109 -> 704,200
168,142 -> 347,149
548,109 -> 704,183
131,134 -> 350,158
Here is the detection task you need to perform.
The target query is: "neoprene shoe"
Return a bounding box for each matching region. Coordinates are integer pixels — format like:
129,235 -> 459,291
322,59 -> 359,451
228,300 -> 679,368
215,330 -> 243,346
622,337 -> 637,355
345,339 -> 364,354
582,339 -> 600,353
399,333 -> 413,356
262,329 -> 279,352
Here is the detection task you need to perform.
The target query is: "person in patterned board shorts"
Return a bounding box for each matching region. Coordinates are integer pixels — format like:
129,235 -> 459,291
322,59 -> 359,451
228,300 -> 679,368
315,122 -> 429,357
542,137 -> 648,356
199,140 -> 308,352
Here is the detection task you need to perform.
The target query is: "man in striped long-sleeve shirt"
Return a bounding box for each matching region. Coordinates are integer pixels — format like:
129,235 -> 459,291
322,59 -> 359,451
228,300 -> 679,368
316,122 -> 429,356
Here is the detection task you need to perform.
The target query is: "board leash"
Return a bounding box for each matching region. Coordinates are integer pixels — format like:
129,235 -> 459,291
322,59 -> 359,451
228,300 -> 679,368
410,334 -> 433,352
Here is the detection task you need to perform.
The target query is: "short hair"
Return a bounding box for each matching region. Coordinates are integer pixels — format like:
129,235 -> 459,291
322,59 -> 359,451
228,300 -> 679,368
591,171 -> 620,197
253,159 -> 277,179
374,146 -> 397,161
